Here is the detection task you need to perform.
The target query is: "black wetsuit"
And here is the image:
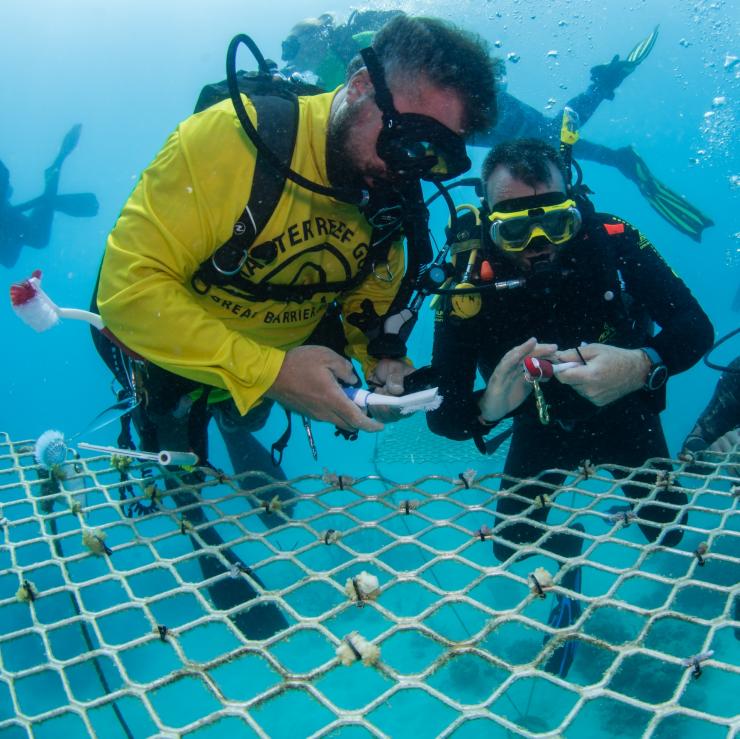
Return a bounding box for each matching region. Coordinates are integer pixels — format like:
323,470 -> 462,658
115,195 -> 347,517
472,89 -> 632,177
0,162 -> 60,269
683,357 -> 740,453
428,212 -> 714,562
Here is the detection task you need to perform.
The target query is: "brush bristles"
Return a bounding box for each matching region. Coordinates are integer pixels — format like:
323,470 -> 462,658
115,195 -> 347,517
12,295 -> 60,332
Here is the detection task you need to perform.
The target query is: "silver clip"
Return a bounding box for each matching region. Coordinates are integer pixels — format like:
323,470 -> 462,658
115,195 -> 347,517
372,262 -> 394,283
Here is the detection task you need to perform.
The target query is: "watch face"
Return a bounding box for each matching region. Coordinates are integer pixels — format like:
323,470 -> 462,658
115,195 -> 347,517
647,364 -> 668,391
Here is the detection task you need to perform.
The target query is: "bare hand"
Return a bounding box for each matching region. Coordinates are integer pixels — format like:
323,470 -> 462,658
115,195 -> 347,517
365,358 -> 417,424
265,345 -> 383,433
554,343 -> 648,406
479,338 -> 558,422
708,428 -> 740,477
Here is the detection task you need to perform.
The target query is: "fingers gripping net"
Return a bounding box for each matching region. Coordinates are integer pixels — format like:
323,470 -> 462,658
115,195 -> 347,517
0,431 -> 738,738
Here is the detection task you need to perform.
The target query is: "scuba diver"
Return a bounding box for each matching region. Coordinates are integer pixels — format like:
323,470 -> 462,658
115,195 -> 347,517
280,9 -> 405,89
91,16 -> 496,638
282,13 -> 713,242
0,124 -> 98,268
426,134 -> 713,679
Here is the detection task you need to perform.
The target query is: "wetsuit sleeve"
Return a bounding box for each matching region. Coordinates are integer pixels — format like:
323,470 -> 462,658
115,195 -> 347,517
683,357 -> 740,450
561,84 -> 607,131
427,310 -> 492,441
97,102 -> 286,416
617,225 -> 714,374
469,92 -> 555,149
338,238 -> 407,376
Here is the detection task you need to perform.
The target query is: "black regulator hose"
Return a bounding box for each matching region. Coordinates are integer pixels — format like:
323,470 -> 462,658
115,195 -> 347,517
226,34 -> 367,206
704,327 -> 740,374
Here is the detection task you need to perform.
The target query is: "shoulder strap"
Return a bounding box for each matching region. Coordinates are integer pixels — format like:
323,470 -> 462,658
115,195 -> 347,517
191,94 -> 299,294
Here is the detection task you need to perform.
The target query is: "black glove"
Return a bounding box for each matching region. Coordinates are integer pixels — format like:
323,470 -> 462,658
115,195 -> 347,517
590,55 -> 635,100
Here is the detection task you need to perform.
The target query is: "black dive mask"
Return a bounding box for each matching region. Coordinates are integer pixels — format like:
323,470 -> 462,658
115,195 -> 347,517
360,47 -> 471,182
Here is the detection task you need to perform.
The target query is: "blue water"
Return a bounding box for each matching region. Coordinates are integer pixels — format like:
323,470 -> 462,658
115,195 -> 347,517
1,0 -> 738,736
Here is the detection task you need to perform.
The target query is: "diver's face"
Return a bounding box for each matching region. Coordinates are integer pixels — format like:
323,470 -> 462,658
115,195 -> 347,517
486,163 -> 566,272
283,28 -> 328,73
329,68 -> 466,189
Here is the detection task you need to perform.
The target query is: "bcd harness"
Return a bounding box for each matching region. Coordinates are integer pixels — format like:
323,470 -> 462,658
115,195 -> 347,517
189,71 -> 401,308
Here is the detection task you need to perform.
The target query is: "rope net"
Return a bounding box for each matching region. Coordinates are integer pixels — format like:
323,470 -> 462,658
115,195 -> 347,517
0,430 -> 738,739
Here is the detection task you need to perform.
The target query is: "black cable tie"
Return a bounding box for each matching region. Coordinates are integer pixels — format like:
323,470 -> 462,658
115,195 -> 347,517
345,635 -> 363,661
22,580 -> 36,602
530,574 -> 545,598
694,542 -> 708,566
352,577 -> 365,608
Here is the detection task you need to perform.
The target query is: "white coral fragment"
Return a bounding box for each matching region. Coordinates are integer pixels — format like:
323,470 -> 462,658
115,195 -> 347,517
529,566 -> 554,596
345,571 -> 380,604
336,631 -> 380,666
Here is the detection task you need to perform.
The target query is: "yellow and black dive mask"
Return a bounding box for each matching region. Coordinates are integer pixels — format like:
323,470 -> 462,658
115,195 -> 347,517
360,47 -> 471,182
488,192 -> 582,252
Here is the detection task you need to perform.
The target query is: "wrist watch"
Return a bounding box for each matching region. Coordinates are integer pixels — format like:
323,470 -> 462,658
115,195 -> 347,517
641,346 -> 668,391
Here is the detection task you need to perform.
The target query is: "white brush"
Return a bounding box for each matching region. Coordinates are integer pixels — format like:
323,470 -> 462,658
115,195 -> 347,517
344,386 -> 442,415
10,270 -> 104,332
34,429 -> 85,494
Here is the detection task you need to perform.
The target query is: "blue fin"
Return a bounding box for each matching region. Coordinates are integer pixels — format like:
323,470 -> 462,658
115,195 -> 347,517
542,567 -> 582,678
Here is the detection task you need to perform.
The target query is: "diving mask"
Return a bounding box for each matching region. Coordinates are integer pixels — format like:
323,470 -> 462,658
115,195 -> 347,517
360,47 -> 471,182
488,192 -> 582,252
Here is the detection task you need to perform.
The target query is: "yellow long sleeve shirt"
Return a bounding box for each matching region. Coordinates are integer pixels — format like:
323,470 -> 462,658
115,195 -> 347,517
97,91 -> 405,415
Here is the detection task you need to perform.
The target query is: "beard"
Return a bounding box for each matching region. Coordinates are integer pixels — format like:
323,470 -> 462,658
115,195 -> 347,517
326,104 -> 365,190
326,102 -> 388,191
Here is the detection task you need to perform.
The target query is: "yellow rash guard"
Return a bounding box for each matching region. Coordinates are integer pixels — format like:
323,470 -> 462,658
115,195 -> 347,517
97,92 -> 405,415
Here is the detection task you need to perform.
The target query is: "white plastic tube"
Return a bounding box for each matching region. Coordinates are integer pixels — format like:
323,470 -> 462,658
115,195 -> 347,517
78,442 -> 198,467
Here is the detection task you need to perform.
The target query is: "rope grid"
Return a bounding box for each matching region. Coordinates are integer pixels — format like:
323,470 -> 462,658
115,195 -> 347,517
0,431 -> 738,738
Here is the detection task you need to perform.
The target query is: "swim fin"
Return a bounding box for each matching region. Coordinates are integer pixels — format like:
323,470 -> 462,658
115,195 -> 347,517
542,565 -> 582,679
590,27 -> 659,99
15,191 -> 99,218
619,146 -> 714,242
626,25 -> 659,67
52,123 -> 82,169
173,484 -> 290,639
54,192 -> 99,217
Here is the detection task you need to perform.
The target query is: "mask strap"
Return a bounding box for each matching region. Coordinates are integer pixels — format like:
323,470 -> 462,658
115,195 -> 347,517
360,47 -> 396,119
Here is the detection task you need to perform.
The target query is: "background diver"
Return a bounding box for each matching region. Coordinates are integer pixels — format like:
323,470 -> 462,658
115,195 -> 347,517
281,13 -> 712,242
0,124 -> 99,269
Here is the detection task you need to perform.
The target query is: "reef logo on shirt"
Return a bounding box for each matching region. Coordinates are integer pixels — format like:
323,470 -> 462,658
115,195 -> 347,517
206,216 -> 370,316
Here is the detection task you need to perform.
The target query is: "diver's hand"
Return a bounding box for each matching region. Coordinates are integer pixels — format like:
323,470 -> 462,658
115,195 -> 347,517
265,346 -> 383,433
707,428 -> 740,477
365,358 -> 417,424
708,427 -> 740,454
479,338 -> 558,423
367,358 -> 416,395
554,343 -> 648,406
